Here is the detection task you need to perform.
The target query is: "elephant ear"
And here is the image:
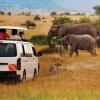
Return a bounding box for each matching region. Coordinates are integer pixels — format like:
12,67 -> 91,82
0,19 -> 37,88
59,35 -> 70,45
63,34 -> 74,45
68,34 -> 77,45
50,24 -> 62,33
54,24 -> 62,29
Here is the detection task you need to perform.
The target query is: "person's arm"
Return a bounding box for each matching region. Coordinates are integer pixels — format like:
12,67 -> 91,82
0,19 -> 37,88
5,33 -> 10,38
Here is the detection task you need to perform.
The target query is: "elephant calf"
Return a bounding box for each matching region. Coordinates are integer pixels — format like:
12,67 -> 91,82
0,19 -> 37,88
62,34 -> 97,57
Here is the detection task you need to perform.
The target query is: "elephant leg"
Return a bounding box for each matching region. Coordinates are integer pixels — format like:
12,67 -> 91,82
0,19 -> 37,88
94,49 -> 97,56
69,46 -> 75,57
88,49 -> 96,56
87,49 -> 92,56
69,51 -> 74,57
63,45 -> 68,50
75,49 -> 79,56
92,49 -> 97,56
69,43 -> 76,57
89,47 -> 97,56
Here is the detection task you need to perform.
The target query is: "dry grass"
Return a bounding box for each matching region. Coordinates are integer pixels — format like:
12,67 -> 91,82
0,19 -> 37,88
0,15 -> 52,39
0,48 -> 100,100
0,15 -> 100,100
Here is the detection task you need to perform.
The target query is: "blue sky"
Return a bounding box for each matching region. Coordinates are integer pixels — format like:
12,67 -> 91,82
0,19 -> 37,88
53,0 -> 100,12
0,0 -> 99,13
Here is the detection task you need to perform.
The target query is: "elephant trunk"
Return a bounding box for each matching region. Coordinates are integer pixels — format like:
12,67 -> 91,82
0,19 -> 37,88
47,32 -> 55,48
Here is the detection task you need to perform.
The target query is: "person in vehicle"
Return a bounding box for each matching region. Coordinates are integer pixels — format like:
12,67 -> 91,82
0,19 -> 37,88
19,31 -> 28,41
0,29 -> 9,39
10,29 -> 21,40
19,31 -> 24,40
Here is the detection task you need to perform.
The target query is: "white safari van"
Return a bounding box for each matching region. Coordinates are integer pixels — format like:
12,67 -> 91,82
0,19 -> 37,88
0,26 -> 41,81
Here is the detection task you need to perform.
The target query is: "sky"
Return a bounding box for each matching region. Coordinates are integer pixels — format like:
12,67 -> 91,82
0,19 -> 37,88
53,0 -> 100,12
0,0 -> 99,13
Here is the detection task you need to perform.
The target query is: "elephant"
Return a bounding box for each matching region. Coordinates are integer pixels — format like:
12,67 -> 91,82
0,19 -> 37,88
61,34 -> 97,57
48,23 -> 99,48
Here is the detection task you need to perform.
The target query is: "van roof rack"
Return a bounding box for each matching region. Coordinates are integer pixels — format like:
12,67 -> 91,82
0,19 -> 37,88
0,39 -> 29,42
0,26 -> 28,30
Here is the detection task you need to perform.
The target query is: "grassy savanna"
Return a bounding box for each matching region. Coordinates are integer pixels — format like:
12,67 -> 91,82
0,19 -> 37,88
0,15 -> 100,100
0,15 -> 99,39
0,15 -> 52,39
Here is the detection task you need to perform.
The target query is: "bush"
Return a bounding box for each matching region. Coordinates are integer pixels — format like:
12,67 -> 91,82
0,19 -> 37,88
79,17 -> 90,23
8,12 -> 11,15
30,35 -> 48,45
42,17 -> 45,20
40,46 -> 66,54
52,17 -> 73,25
34,15 -> 41,21
74,13 -> 86,16
30,35 -> 60,45
21,20 -> 36,29
94,5 -> 100,15
0,11 -> 5,15
60,12 -> 71,16
94,17 -> 100,29
50,11 -> 57,17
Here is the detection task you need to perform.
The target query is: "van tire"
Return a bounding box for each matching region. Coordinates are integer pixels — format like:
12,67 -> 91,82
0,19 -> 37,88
33,69 -> 37,80
22,70 -> 26,82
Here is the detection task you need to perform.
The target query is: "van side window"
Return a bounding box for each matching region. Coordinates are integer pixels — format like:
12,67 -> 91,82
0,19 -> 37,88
22,45 -> 25,56
26,45 -> 32,57
21,44 -> 32,57
32,47 -> 36,56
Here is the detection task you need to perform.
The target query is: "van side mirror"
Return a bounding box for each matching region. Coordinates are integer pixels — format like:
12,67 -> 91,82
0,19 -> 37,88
36,51 -> 42,57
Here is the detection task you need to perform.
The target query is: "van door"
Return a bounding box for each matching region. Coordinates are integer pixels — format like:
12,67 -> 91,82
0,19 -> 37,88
32,46 -> 38,72
21,43 -> 37,80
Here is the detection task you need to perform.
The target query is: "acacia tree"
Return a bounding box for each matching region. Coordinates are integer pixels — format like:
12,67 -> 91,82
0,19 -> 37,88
94,5 -> 100,15
21,20 -> 36,29
50,11 -> 57,17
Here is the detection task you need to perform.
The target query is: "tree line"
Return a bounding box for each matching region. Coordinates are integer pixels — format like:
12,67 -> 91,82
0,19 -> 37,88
0,5 -> 100,16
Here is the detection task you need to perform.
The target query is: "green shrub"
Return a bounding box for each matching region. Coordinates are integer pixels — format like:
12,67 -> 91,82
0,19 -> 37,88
94,5 -> 100,15
21,20 -> 36,29
52,17 -> 73,25
60,12 -> 71,16
34,15 -> 41,21
73,20 -> 79,24
94,17 -> 100,29
40,46 -> 66,54
7,12 -> 11,15
50,11 -> 57,17
0,11 -> 5,15
30,35 -> 60,45
74,13 -> 86,16
30,35 -> 48,45
79,17 -> 90,23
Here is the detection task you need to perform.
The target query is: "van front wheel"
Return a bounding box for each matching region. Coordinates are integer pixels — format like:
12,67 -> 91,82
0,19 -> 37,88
33,69 -> 37,80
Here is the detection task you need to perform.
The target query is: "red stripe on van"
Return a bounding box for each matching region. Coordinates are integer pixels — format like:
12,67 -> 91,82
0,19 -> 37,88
8,64 -> 16,71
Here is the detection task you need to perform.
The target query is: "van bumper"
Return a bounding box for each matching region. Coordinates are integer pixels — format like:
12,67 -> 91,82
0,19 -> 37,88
0,71 -> 19,81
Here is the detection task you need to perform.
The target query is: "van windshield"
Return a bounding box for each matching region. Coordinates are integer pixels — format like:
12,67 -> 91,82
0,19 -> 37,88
0,43 -> 17,57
